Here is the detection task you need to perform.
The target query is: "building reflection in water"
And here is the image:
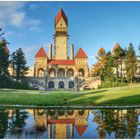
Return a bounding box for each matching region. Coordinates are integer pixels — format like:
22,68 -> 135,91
1,108 -> 140,138
34,109 -> 89,139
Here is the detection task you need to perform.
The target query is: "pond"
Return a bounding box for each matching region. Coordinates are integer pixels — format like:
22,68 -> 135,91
0,108 -> 140,139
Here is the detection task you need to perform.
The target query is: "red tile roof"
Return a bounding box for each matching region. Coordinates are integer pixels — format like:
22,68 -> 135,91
55,8 -> 68,25
48,60 -> 75,65
48,119 -> 75,124
75,48 -> 88,58
35,47 -> 47,58
75,126 -> 87,136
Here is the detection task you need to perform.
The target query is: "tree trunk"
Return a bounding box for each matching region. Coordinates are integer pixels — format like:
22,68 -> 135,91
121,59 -> 123,83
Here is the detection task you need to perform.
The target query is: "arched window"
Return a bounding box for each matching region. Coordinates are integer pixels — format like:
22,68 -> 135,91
37,110 -> 45,116
67,68 -> 74,77
69,81 -> 74,89
38,68 -> 45,77
58,81 -> 65,89
58,68 -> 65,78
49,68 -> 56,78
48,81 -> 54,89
78,110 -> 85,115
78,69 -> 85,77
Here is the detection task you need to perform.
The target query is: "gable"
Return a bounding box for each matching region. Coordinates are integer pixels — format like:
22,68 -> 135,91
56,16 -> 67,28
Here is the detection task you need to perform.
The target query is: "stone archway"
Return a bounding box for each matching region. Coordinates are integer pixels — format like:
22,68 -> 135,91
48,81 -> 54,89
58,81 -> 65,89
78,68 -> 85,77
58,68 -> 65,78
38,68 -> 45,77
69,81 -> 74,89
67,68 -> 74,77
49,68 -> 56,78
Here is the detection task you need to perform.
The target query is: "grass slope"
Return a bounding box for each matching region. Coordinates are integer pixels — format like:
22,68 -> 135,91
0,85 -> 140,106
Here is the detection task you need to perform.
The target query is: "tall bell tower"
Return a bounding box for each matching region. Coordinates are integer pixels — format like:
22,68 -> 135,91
54,8 -> 68,60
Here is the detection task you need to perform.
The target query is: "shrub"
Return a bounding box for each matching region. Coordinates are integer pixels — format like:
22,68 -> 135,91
100,81 -> 128,88
0,77 -> 31,90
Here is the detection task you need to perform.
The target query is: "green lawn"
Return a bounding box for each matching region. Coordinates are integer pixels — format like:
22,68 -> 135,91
0,85 -> 140,106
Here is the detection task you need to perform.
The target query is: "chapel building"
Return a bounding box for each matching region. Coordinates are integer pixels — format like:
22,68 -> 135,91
34,8 -> 89,89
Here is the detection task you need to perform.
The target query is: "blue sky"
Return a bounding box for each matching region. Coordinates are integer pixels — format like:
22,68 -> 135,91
1,1 -> 140,68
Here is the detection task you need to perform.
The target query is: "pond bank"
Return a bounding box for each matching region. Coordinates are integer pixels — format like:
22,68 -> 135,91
1,104 -> 140,109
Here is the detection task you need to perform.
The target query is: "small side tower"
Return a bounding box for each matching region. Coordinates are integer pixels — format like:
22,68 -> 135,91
75,48 -> 89,77
48,44 -> 52,60
34,47 -> 48,77
70,44 -> 74,60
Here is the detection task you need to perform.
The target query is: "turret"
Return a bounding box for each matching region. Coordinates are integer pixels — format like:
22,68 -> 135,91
34,47 -> 48,77
70,44 -> 74,60
75,48 -> 88,65
75,48 -> 89,77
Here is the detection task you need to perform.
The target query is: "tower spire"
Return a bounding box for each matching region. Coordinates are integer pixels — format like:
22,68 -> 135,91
55,8 -> 68,26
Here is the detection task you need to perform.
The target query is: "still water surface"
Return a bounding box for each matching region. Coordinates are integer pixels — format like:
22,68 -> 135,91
0,108 -> 140,139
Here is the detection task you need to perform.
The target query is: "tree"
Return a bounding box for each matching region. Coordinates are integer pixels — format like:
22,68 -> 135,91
0,29 -> 10,87
9,109 -> 28,138
113,44 -> 124,79
0,110 -> 9,138
11,48 -> 29,82
102,54 -> 115,84
92,48 -> 107,78
125,43 -> 138,84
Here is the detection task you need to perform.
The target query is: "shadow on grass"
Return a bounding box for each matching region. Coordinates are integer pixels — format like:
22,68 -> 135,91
85,89 -> 108,94
101,94 -> 140,105
69,95 -> 105,105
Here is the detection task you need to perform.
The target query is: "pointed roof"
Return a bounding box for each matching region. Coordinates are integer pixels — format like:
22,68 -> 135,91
75,126 -> 87,136
75,48 -> 88,58
35,47 -> 47,58
55,8 -> 68,25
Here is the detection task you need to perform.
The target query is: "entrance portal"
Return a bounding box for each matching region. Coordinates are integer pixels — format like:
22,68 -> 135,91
58,81 -> 64,89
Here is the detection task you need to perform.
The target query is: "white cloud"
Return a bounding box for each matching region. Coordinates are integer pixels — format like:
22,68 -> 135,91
10,12 -> 25,27
5,31 -> 15,36
0,2 -> 26,27
0,1 -> 42,31
22,44 -> 48,66
29,3 -> 39,10
26,19 -> 42,31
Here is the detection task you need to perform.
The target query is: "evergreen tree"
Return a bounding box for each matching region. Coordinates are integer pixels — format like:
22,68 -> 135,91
11,48 -> 29,82
102,54 -> 115,84
0,109 -> 9,138
0,29 -> 10,86
125,43 -> 138,84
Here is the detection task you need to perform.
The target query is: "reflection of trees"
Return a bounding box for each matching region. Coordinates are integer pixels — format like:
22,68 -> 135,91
9,109 -> 28,138
127,110 -> 138,138
93,109 -> 139,139
0,109 -> 9,138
